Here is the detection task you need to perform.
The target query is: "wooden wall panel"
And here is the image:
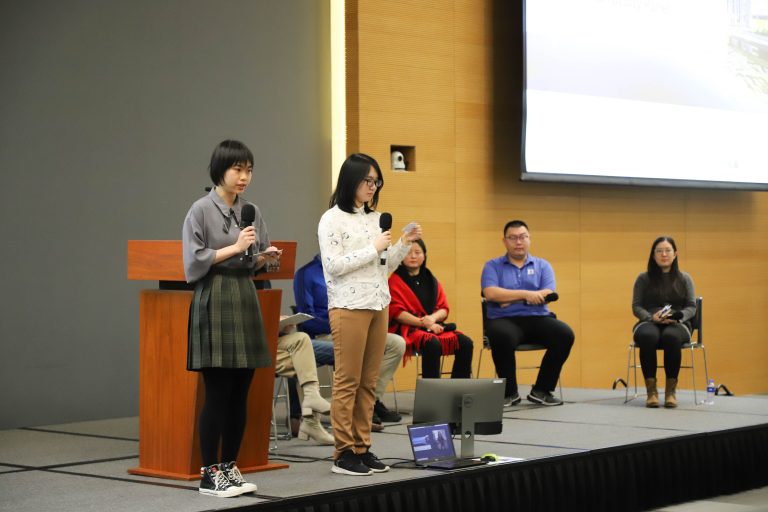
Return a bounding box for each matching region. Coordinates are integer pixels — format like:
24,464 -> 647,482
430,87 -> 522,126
349,0 -> 768,395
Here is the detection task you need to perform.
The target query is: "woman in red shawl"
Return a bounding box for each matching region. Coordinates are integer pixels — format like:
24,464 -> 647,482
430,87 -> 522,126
388,239 -> 473,378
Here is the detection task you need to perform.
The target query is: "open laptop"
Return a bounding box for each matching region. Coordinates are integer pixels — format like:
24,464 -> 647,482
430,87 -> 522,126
407,422 -> 488,470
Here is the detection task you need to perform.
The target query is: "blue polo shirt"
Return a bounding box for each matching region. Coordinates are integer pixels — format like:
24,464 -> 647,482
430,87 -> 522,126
480,254 -> 556,319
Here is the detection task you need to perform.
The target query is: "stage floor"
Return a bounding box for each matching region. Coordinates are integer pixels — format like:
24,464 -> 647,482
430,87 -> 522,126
2,386 -> 768,512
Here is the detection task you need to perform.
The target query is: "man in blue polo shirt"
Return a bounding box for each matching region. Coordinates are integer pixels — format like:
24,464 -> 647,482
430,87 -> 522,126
481,220 -> 574,406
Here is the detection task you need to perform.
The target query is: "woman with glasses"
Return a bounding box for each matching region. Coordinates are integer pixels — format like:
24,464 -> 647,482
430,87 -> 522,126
388,239 -> 474,379
182,140 -> 280,497
318,153 -> 421,476
632,236 -> 697,408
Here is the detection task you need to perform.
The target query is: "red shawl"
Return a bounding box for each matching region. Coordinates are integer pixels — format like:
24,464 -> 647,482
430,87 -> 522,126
388,272 -> 460,361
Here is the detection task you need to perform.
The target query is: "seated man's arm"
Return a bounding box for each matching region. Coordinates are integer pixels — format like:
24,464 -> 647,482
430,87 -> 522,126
483,286 -> 533,305
481,259 -> 554,306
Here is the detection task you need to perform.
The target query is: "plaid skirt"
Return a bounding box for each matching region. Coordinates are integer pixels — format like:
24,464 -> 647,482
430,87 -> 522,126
187,269 -> 272,371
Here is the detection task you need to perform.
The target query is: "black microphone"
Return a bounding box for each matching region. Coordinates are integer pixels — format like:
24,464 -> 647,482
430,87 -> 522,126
525,292 -> 559,306
240,204 -> 256,261
379,212 -> 392,265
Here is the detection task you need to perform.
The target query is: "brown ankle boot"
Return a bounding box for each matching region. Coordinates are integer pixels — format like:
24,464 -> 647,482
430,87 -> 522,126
645,378 -> 659,408
664,378 -> 678,408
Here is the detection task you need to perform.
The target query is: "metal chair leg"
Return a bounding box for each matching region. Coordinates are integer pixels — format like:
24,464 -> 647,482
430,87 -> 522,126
689,345 -> 698,404
390,375 -> 399,413
476,348 -> 484,379
625,344 -> 633,403
701,345 -> 709,393
270,376 -> 292,450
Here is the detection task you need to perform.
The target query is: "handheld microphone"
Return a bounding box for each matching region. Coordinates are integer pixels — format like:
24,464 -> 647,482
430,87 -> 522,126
524,292 -> 559,306
379,212 -> 392,265
240,204 -> 256,261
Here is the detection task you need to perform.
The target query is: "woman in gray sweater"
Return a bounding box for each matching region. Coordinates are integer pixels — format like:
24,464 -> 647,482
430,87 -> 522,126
183,140 -> 280,497
632,236 -> 696,408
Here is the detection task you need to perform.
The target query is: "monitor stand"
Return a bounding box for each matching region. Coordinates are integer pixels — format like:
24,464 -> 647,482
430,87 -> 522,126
457,393 -> 477,459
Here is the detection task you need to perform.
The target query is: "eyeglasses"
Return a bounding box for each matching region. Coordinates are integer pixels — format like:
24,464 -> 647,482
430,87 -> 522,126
362,177 -> 383,188
505,234 -> 529,242
655,248 -> 674,255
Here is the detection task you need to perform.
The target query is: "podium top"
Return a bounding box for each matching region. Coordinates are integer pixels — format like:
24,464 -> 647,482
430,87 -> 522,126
128,240 -> 297,282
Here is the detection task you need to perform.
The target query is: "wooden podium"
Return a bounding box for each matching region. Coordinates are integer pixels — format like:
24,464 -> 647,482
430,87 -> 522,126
126,240 -> 297,480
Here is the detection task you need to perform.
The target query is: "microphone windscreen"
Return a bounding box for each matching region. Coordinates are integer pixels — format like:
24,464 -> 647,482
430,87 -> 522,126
241,204 -> 256,225
379,212 -> 393,231
544,292 -> 559,303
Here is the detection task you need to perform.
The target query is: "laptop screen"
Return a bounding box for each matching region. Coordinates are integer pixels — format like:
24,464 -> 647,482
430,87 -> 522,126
408,423 -> 455,463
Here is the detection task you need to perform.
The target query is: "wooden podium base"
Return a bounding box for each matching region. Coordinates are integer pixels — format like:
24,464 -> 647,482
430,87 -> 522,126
130,288 -> 288,480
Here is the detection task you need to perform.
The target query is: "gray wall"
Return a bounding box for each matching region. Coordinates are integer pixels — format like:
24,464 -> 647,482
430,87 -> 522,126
0,0 -> 331,429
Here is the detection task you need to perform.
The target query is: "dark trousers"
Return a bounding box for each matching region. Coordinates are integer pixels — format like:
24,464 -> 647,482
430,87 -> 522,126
486,315 -> 574,397
199,368 -> 254,467
420,333 -> 474,379
633,322 -> 689,380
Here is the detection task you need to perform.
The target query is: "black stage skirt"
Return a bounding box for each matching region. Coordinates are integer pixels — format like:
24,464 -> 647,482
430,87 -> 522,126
187,268 -> 271,371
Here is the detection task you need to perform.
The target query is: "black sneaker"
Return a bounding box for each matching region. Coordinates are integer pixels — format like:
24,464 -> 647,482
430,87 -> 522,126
527,389 -> 563,406
359,450 -> 390,473
372,411 -> 382,425
504,393 -> 521,407
331,450 -> 373,476
199,464 -> 240,497
220,461 -> 257,495
374,400 -> 402,422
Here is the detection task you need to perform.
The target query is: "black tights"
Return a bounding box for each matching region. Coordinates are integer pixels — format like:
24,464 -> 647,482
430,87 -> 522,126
633,323 -> 689,380
420,333 -> 474,379
199,368 -> 254,467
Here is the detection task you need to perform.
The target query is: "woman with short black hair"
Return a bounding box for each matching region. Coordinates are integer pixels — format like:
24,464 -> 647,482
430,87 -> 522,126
183,139 -> 280,497
632,236 -> 697,408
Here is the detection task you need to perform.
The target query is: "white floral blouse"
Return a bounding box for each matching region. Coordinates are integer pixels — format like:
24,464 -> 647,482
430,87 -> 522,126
317,205 -> 409,310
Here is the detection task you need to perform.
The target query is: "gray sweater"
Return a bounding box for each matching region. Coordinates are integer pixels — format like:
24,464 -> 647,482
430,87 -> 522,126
632,271 -> 696,324
182,189 -> 270,283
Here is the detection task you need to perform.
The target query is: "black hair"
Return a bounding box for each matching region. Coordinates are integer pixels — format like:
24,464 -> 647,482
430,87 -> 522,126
209,140 -> 254,186
410,238 -> 427,268
329,153 -> 383,213
503,220 -> 529,235
647,236 -> 684,300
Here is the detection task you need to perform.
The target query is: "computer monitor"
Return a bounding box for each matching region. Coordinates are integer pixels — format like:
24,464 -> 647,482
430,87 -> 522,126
412,378 -> 506,458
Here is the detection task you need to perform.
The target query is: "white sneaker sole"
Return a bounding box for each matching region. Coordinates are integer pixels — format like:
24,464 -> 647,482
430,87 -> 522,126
233,483 -> 258,495
331,465 -> 372,476
199,487 -> 241,498
367,465 -> 390,473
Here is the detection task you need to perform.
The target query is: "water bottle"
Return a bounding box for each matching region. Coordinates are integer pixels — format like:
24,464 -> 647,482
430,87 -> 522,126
705,378 -> 716,405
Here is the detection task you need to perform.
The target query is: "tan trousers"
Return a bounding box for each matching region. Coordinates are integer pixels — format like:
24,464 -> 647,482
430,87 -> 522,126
316,332 -> 405,400
329,307 -> 388,458
274,331 -> 318,386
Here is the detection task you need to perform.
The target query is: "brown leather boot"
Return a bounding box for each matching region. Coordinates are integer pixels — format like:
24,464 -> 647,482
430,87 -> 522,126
645,378 -> 659,408
664,378 -> 678,408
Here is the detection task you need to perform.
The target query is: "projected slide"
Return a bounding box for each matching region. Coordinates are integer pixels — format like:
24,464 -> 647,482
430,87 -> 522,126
522,0 -> 768,189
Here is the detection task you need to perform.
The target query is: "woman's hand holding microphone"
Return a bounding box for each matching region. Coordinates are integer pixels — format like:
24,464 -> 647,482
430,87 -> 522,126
235,226 -> 257,252
373,231 -> 392,252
